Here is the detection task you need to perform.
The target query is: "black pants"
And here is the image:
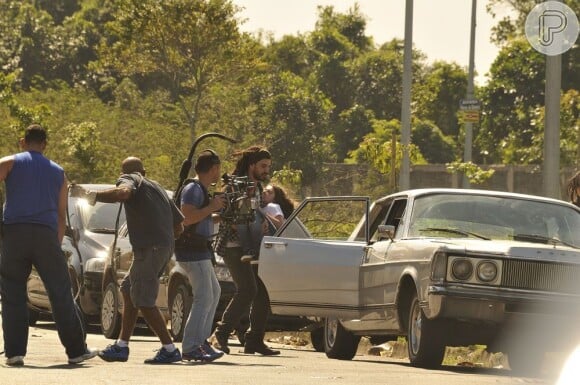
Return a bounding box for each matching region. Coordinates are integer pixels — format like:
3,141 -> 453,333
0,224 -> 87,358
215,247 -> 270,344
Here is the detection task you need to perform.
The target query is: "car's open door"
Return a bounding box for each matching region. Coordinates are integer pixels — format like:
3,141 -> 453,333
259,196 -> 370,319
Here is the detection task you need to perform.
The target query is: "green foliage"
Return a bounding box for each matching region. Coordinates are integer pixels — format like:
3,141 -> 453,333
411,120 -> 457,164
446,161 -> 495,185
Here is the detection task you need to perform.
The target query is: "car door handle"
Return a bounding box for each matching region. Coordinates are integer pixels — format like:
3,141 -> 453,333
263,241 -> 288,249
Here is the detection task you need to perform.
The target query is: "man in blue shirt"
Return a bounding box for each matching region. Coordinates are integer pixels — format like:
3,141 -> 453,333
175,150 -> 226,361
0,124 -> 97,366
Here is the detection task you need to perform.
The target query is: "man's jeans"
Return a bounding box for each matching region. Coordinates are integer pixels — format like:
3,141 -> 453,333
214,247 -> 270,344
0,224 -> 87,358
180,259 -> 221,352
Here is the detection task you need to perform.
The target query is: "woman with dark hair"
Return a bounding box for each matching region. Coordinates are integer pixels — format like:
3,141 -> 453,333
567,171 -> 580,208
261,184 -> 296,229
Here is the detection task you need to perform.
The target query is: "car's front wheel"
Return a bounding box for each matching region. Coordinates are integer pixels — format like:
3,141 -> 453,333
101,282 -> 121,339
169,282 -> 192,342
407,293 -> 445,368
324,317 -> 360,360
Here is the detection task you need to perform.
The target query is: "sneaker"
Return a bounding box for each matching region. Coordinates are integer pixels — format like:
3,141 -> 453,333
182,346 -> 223,362
6,355 -> 24,366
202,340 -> 223,355
69,348 -> 98,364
144,347 -> 181,364
98,344 -> 129,362
212,333 -> 230,354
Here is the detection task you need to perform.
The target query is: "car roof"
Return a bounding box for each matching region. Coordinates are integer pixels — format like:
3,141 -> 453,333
376,188 -> 573,207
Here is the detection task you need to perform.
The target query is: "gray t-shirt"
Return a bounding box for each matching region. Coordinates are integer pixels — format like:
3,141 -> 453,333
117,173 -> 183,249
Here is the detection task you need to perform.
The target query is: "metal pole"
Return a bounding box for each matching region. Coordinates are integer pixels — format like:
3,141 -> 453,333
543,53 -> 562,199
462,0 -> 477,188
399,0 -> 413,191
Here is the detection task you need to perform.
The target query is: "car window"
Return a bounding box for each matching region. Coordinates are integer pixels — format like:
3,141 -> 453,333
78,201 -> 125,233
408,193 -> 580,247
280,199 -> 367,241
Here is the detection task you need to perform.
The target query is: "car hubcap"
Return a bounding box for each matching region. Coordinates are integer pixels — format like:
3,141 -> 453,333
325,318 -> 338,348
102,289 -> 115,330
410,302 -> 422,356
171,291 -> 184,334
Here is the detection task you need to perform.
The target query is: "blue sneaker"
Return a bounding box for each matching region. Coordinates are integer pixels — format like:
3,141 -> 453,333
98,344 -> 129,362
144,347 -> 181,364
183,346 -> 223,362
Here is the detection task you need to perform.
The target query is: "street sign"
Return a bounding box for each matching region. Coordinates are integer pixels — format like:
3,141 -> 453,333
460,99 -> 481,111
462,110 -> 480,123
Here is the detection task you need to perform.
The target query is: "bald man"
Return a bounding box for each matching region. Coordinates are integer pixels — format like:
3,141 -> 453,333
72,157 -> 184,364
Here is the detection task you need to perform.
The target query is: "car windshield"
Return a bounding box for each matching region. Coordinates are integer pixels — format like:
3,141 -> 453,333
408,193 -> 580,248
78,201 -> 125,233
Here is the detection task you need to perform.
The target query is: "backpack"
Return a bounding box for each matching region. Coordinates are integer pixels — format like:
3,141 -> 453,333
174,179 -> 212,252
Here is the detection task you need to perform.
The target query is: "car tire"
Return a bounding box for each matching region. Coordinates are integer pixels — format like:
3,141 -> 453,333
407,293 -> 446,368
310,326 -> 325,352
169,282 -> 192,343
28,308 -> 40,326
101,282 -> 122,339
324,317 -> 360,360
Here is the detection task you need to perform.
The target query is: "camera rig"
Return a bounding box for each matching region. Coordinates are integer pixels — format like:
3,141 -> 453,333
218,173 -> 257,225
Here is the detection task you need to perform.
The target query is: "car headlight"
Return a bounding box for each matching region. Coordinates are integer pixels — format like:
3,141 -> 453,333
476,260 -> 498,282
451,258 -> 473,281
214,266 -> 232,282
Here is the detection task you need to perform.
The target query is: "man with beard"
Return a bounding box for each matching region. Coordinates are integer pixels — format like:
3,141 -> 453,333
211,146 -> 280,356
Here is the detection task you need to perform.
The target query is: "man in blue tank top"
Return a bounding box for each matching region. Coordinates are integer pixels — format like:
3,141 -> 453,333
0,124 -> 97,366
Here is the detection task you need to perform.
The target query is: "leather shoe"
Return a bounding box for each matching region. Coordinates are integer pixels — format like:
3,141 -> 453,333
212,333 -> 230,354
243,343 -> 280,356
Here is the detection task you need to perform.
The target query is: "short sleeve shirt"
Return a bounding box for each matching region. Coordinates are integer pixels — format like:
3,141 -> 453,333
175,181 -> 213,262
117,173 -> 183,249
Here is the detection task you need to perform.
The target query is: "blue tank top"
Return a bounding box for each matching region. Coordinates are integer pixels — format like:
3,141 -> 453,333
3,151 -> 64,231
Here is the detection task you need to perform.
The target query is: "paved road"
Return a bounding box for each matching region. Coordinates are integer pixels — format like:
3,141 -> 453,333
0,321 -> 558,385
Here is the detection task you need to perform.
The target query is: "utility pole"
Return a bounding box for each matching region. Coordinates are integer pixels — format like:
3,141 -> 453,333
462,0 -> 477,188
543,53 -> 562,199
399,0 -> 413,191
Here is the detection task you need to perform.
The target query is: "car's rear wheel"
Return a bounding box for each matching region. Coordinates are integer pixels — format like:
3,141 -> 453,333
407,293 -> 445,368
310,326 -> 325,352
169,282 -> 192,342
101,282 -> 121,339
324,317 -> 360,360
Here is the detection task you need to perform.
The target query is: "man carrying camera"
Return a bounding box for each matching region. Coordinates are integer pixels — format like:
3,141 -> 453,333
212,146 -> 280,356
174,150 -> 226,361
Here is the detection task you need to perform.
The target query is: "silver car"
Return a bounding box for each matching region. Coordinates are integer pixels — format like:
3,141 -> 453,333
258,188 -> 580,373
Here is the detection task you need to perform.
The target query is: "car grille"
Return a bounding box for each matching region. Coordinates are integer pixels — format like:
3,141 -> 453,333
502,259 -> 580,294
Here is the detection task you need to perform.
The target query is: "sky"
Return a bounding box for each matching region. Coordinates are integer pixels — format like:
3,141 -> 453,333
232,0 -> 514,86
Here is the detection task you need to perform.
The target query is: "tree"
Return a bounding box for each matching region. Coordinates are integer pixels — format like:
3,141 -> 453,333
247,71 -> 334,185
414,61 -> 467,139
97,0 -> 248,139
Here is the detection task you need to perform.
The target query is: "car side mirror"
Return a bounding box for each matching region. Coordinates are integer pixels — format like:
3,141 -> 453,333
377,225 -> 395,241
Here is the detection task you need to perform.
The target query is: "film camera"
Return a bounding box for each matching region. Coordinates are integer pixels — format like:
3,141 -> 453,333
217,173 -> 258,225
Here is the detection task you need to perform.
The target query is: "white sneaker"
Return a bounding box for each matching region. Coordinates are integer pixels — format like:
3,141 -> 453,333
6,355 -> 24,366
68,348 -> 98,364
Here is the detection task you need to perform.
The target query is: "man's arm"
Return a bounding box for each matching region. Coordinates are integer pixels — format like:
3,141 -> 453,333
0,155 -> 14,182
57,176 -> 68,243
70,184 -> 132,205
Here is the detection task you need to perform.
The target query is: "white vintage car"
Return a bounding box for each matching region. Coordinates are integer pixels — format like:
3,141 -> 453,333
258,188 -> 580,372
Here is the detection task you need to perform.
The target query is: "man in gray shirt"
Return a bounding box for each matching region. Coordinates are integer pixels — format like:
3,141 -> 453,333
72,157 -> 184,364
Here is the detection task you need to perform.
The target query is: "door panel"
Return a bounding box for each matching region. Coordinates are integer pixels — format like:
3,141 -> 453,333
259,197 -> 369,319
